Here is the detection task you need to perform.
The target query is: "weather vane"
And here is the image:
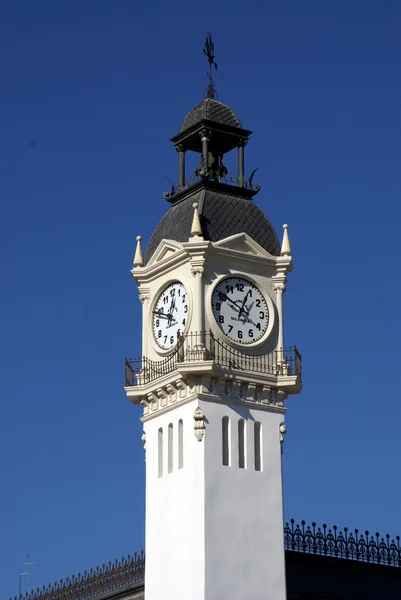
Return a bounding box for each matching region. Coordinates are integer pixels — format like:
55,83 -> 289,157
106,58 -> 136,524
203,33 -> 218,99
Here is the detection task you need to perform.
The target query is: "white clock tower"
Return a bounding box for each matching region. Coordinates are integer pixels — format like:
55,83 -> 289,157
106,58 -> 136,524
125,72 -> 301,600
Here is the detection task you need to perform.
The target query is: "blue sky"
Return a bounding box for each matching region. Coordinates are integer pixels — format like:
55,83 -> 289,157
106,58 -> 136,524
1,0 -> 400,596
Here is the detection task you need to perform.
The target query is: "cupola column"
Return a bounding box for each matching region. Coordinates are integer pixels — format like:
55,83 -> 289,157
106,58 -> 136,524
238,138 -> 247,187
176,144 -> 186,190
200,129 -> 210,176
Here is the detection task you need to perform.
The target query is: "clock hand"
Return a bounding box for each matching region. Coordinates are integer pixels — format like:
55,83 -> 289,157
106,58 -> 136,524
168,295 -> 177,324
223,296 -> 240,312
153,310 -> 172,320
238,290 -> 251,319
224,295 -> 250,317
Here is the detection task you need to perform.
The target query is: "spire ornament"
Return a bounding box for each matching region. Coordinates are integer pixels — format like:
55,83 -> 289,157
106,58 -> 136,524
203,33 -> 218,99
281,224 -> 291,256
133,235 -> 144,267
190,202 -> 203,238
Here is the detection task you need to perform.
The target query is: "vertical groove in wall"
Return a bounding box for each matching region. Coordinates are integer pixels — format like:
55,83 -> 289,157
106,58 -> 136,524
178,419 -> 183,469
238,419 -> 245,469
254,422 -> 262,472
222,416 -> 230,466
158,427 -> 163,478
168,423 -> 173,473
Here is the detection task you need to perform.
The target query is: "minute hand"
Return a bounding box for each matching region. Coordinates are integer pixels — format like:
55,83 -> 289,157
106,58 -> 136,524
238,291 -> 251,319
224,295 -> 249,316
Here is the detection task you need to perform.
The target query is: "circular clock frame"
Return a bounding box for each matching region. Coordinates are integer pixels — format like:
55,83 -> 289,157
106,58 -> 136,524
151,280 -> 191,354
209,274 -> 275,349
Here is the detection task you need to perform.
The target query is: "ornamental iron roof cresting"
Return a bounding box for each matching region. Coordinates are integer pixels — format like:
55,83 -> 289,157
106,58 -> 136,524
13,521 -> 401,600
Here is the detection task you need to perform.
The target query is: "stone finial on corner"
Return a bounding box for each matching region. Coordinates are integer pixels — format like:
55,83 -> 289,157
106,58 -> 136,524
133,235 -> 144,267
190,203 -> 203,238
280,224 -> 291,256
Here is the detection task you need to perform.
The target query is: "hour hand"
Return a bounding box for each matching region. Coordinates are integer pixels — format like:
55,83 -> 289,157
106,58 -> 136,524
153,310 -> 170,320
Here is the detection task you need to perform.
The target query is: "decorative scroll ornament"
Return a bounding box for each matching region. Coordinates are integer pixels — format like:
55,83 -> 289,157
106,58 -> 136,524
279,422 -> 287,454
193,407 -> 206,441
141,432 -> 146,461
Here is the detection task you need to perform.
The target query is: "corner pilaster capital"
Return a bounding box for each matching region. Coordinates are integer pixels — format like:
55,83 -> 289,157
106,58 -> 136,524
139,287 -> 151,303
191,264 -> 204,277
182,241 -> 209,276
271,274 -> 287,293
199,128 -> 211,140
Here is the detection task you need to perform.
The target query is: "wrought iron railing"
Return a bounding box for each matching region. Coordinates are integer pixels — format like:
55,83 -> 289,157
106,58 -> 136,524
163,170 -> 261,199
12,552 -> 145,600
125,331 -> 301,387
12,520 -> 401,600
284,520 -> 401,567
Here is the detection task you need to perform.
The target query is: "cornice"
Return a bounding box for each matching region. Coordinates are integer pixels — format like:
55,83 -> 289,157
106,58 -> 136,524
132,247 -> 189,284
207,243 -> 278,268
126,365 -> 298,419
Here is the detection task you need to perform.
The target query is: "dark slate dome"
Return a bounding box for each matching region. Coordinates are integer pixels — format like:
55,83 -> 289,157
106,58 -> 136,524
145,188 -> 280,264
181,98 -> 242,132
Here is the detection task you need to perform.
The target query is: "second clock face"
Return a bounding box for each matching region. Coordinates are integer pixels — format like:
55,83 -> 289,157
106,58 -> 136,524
153,282 -> 188,350
211,276 -> 269,344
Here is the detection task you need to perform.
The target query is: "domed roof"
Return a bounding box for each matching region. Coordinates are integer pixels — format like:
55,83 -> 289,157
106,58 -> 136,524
145,188 -> 280,264
181,98 -> 242,132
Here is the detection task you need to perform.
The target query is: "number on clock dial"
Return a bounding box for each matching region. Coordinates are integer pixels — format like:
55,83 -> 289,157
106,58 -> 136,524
211,277 -> 269,344
153,282 -> 188,350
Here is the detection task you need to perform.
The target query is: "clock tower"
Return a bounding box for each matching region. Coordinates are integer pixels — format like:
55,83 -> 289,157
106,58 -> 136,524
125,54 -> 301,600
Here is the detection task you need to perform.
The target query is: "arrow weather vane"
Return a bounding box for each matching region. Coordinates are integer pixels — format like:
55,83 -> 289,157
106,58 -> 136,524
203,33 -> 218,99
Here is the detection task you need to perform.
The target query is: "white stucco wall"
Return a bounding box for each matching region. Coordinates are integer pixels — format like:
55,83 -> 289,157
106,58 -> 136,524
202,399 -> 286,600
144,399 -> 205,600
144,397 -> 286,600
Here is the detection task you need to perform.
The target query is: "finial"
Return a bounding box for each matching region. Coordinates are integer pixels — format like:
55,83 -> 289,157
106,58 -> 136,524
203,33 -> 218,99
190,203 -> 203,238
280,224 -> 291,256
133,235 -> 144,267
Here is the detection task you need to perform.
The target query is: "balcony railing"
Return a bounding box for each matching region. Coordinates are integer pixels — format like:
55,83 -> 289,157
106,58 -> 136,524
125,331 -> 301,387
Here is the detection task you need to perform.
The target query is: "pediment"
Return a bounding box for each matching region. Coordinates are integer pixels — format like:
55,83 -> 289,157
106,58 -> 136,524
146,239 -> 184,267
213,233 -> 271,258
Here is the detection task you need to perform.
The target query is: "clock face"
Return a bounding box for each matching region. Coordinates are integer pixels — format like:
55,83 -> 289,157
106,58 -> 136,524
211,277 -> 269,344
153,282 -> 188,350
